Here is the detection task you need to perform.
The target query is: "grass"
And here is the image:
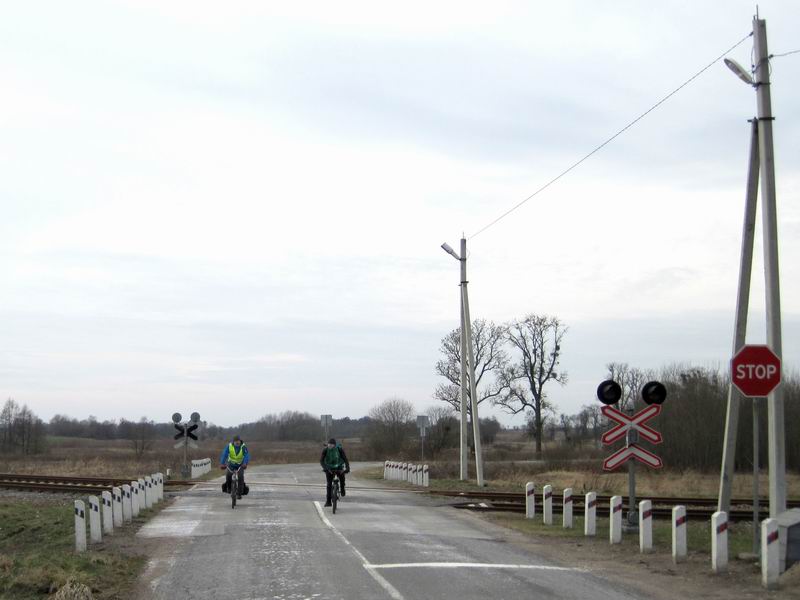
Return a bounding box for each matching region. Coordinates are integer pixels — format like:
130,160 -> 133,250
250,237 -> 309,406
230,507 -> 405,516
0,498 -> 156,599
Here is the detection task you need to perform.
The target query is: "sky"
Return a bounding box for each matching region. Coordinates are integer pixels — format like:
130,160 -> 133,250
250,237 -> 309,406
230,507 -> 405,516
1,1 -> 799,428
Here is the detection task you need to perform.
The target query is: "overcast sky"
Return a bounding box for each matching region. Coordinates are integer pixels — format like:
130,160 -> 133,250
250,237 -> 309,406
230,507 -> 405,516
1,1 -> 799,428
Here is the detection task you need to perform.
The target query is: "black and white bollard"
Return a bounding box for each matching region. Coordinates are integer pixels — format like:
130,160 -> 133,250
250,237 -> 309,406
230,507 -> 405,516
111,486 -> 123,527
101,491 -> 114,534
144,476 -> 153,508
543,485 -> 553,525
711,510 -> 728,573
423,464 -> 429,487
672,505 -> 687,563
384,461 -> 389,479
563,488 -> 573,529
138,479 -> 146,511
585,492 -> 597,536
122,484 -> 132,523
639,500 -> 652,553
130,480 -> 140,517
88,496 -> 102,543
74,500 -> 87,552
761,518 -> 779,589
525,482 -> 535,519
156,473 -> 164,501
610,495 -> 623,544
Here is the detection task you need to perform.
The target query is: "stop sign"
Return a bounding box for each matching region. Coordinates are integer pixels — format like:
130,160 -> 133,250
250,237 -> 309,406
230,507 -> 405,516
731,345 -> 781,397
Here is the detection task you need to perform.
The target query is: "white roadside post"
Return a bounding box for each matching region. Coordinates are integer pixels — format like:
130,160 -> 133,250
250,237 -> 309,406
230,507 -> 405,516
712,511 -> 728,573
121,484 -> 132,523
138,479 -> 146,510
761,518 -> 779,589
672,506 -> 687,563
639,500 -> 653,553
563,488 -> 573,529
111,487 -> 123,528
408,464 -> 414,484
130,481 -> 140,517
144,476 -> 153,508
417,464 -> 423,486
74,500 -> 87,552
157,473 -> 164,501
384,461 -> 388,480
101,491 -> 114,535
543,485 -> 553,525
610,495 -> 623,544
150,474 -> 158,504
88,496 -> 102,544
423,464 -> 429,487
525,482 -> 536,519
402,463 -> 407,482
585,492 -> 597,536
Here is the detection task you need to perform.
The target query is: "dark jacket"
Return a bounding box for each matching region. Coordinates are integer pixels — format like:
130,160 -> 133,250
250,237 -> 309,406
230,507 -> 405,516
320,444 -> 350,471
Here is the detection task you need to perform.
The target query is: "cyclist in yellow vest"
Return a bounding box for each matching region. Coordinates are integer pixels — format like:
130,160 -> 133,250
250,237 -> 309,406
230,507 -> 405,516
219,435 -> 249,498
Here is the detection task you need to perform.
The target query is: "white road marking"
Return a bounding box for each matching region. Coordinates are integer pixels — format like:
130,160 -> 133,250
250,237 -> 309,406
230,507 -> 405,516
313,501 -> 405,600
366,562 -> 584,571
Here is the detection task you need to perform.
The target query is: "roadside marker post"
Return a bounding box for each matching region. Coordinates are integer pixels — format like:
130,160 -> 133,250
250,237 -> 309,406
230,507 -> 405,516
384,461 -> 388,479
525,482 -> 535,519
585,492 -> 597,536
74,500 -> 87,552
138,479 -> 146,511
121,485 -> 132,523
423,464 -> 429,487
639,500 -> 653,553
610,496 -> 623,544
157,473 -> 164,501
418,464 -> 423,486
88,496 -> 102,544
101,491 -> 114,534
672,505 -> 687,563
563,488 -> 573,529
762,518 -> 780,589
131,481 -> 140,517
144,476 -> 153,509
543,485 -> 553,525
712,511 -> 729,573
111,487 -> 123,528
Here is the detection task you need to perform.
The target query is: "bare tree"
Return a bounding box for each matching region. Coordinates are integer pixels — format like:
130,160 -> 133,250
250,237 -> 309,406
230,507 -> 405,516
605,362 -> 653,411
434,319 -> 509,415
494,314 -> 567,459
131,417 -> 156,459
424,405 -> 459,457
367,397 -> 415,456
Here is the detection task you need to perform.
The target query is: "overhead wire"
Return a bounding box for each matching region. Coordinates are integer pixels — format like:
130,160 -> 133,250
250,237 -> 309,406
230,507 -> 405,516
770,48 -> 800,58
468,31 -> 754,241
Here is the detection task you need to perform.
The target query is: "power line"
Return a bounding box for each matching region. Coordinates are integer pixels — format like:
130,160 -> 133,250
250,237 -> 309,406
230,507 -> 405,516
469,32 -> 753,240
771,48 -> 800,58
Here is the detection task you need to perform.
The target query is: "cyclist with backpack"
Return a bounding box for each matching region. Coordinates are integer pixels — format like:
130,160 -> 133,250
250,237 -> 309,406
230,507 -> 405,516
320,438 -> 350,507
220,435 -> 249,498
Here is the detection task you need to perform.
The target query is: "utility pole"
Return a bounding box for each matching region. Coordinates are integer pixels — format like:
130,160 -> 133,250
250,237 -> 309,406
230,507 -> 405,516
718,15 -> 785,519
459,276 -> 469,481
460,238 -> 485,487
754,16 -> 786,518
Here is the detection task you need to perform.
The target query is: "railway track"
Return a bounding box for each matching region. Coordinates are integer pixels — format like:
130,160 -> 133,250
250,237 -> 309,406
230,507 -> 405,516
432,489 -> 800,522
0,473 -> 192,494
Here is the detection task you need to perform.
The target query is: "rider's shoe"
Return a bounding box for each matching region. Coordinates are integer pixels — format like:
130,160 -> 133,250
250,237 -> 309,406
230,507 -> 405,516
341,490 -> 346,497
237,494 -> 242,499
324,501 -> 332,507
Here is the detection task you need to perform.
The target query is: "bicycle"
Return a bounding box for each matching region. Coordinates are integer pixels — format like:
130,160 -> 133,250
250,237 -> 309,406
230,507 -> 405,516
329,469 -> 345,514
227,464 -> 243,509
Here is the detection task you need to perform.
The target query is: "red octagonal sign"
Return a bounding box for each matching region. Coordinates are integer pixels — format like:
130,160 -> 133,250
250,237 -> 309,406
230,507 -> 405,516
731,345 -> 781,397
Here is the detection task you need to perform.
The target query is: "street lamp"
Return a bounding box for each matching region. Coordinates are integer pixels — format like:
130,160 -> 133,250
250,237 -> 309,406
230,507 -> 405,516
723,57 -> 754,86
441,237 -> 485,486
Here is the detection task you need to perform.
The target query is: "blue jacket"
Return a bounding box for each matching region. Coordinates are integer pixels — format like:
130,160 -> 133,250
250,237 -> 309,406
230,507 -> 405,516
220,442 -> 250,466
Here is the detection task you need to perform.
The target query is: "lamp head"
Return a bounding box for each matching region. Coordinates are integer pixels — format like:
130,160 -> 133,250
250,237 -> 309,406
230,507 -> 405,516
440,242 -> 461,260
724,58 -> 754,86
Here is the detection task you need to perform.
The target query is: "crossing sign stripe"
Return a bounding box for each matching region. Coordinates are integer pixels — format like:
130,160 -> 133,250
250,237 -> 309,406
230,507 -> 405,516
601,404 -> 663,446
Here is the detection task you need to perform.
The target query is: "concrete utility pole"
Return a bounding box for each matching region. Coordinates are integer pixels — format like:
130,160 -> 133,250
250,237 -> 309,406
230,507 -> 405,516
753,16 -> 786,518
718,16 -> 786,518
441,238 -> 485,486
460,238 -> 485,487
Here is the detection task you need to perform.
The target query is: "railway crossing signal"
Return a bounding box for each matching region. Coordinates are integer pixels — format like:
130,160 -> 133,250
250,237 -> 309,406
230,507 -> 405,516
172,411 -> 201,477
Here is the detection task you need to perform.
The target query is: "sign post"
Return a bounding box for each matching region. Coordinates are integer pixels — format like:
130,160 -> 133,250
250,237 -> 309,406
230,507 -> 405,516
321,414 -> 333,441
417,415 -> 430,461
173,411 -> 201,478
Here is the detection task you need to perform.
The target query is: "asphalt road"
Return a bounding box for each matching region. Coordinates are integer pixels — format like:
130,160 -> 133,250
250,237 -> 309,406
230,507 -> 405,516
135,463 -> 645,600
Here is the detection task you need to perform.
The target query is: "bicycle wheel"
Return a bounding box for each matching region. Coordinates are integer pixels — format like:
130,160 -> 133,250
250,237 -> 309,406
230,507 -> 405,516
231,474 -> 237,509
332,481 -> 339,514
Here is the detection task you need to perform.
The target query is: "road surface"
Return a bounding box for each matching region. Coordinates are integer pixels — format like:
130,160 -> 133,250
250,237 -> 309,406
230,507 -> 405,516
135,463 -> 646,599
